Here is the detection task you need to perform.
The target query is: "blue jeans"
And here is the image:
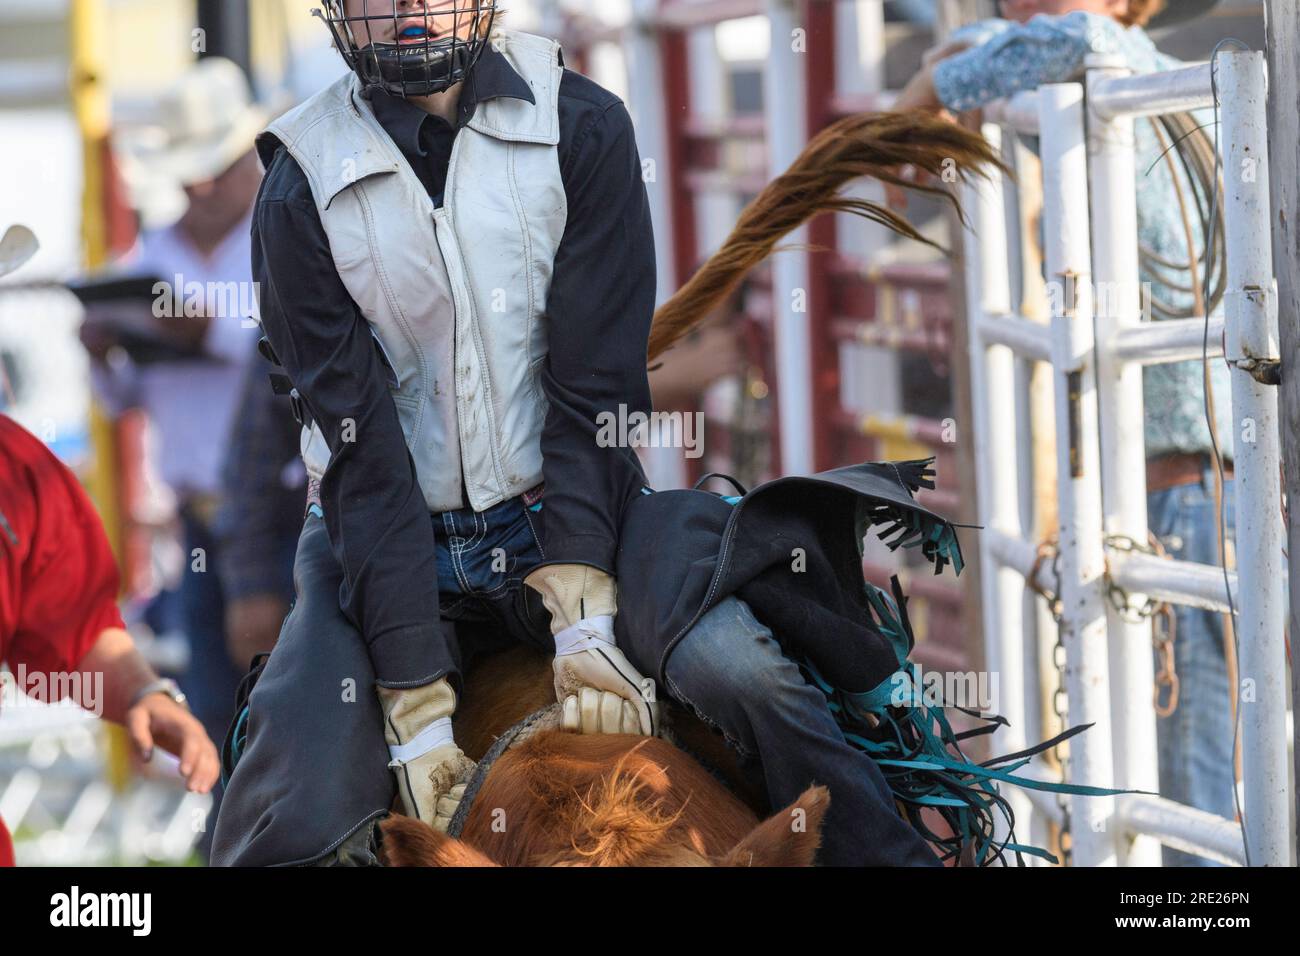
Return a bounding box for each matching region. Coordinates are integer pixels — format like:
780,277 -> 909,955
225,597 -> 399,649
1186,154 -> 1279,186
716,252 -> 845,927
429,492 -> 554,659
1147,469 -> 1237,867
307,488 -> 555,669
664,596 -> 940,866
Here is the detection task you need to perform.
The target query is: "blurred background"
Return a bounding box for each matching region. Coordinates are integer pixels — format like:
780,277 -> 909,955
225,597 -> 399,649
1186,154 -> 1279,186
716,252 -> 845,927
0,0 -> 1266,865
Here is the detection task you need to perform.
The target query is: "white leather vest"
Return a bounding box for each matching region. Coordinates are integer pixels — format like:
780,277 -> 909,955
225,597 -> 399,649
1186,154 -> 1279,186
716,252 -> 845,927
262,29 -> 567,512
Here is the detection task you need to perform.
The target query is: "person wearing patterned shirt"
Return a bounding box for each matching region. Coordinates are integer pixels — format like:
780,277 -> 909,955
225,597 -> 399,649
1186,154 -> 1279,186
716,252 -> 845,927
891,0 -> 1236,865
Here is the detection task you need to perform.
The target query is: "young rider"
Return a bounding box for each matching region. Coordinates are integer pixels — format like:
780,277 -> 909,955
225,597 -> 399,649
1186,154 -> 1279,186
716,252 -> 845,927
214,0 -> 940,867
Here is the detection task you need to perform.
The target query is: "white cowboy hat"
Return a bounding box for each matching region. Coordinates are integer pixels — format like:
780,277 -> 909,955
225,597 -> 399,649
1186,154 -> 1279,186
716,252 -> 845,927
133,57 -> 268,186
0,225 -> 38,280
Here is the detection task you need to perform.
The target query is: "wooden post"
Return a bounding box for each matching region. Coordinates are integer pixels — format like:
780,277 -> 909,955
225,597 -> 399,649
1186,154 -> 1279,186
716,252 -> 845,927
1263,0 -> 1300,862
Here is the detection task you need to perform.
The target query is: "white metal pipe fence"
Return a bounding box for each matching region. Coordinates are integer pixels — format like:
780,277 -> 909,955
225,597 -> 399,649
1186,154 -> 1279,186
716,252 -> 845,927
963,50 -> 1293,866
1087,51 -> 1161,866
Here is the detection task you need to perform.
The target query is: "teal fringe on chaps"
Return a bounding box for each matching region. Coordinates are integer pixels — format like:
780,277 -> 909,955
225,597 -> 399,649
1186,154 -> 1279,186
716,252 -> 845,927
747,458 -> 1136,866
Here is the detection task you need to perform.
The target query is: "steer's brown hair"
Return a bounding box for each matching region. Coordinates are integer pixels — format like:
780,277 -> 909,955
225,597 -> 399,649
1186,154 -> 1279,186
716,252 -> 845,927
381,730 -> 830,867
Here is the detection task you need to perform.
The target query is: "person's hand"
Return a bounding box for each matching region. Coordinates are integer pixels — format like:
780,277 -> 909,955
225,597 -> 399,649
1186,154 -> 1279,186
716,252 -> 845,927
892,62 -> 941,113
524,563 -> 659,736
78,299 -> 209,355
551,615 -> 659,736
225,593 -> 288,668
124,694 -> 220,794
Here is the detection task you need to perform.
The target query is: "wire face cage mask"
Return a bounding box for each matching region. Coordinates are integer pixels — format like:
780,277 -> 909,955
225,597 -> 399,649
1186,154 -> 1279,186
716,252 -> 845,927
314,1 -> 498,98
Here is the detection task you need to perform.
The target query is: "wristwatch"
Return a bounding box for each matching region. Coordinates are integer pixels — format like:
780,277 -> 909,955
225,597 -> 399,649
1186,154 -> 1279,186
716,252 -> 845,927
129,678 -> 189,711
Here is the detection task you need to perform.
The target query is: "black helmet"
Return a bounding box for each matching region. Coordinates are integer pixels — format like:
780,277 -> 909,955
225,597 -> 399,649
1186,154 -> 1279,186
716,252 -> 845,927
314,0 -> 498,98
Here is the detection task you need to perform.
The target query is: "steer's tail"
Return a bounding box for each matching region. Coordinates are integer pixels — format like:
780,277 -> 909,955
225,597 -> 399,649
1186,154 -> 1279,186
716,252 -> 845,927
647,110 -> 1005,363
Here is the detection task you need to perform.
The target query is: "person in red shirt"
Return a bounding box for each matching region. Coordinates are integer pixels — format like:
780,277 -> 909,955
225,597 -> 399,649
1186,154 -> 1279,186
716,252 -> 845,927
0,225 -> 218,866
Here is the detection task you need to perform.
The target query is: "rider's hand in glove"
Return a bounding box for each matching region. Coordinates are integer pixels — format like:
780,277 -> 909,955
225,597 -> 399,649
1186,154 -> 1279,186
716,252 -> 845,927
376,678 -> 475,831
524,563 -> 658,736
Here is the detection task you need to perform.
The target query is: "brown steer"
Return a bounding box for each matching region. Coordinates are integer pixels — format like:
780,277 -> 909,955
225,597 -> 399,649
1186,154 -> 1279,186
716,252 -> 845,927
381,730 -> 828,867
380,647 -> 828,867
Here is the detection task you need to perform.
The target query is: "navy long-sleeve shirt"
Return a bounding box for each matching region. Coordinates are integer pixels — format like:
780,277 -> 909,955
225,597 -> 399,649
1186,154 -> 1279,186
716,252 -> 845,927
252,47 -> 657,685
214,346 -> 304,605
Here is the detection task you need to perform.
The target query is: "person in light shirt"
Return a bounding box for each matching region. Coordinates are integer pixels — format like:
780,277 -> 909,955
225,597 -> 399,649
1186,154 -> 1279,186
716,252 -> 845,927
78,58 -> 274,859
0,225 -> 217,867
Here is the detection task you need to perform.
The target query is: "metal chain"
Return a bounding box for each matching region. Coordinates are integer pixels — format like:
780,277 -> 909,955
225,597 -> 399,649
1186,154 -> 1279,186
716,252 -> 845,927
1029,531 -> 1185,864
1050,626 -> 1071,866
1103,533 -> 1162,621
1104,533 -> 1180,716
1153,604 -> 1180,718
1030,537 -> 1071,866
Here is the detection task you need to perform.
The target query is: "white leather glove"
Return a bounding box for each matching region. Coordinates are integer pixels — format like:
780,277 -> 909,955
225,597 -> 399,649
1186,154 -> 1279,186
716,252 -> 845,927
376,679 -> 476,831
524,564 -> 659,736
552,614 -> 659,736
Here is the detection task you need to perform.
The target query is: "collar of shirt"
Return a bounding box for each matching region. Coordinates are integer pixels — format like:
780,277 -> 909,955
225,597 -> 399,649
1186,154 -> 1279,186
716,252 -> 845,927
366,46 -> 537,157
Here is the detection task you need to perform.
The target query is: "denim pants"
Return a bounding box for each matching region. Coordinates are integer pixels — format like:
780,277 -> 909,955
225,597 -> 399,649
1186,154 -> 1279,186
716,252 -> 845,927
437,497 -> 936,865
425,491 -> 555,663
303,492 -> 937,865
664,596 -> 940,866
1147,469 -> 1238,867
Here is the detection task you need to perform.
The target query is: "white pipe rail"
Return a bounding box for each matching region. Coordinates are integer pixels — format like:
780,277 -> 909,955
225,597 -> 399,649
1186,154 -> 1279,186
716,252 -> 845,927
1116,794 -> 1246,866
763,0 -> 815,476
1014,763 -> 1067,827
1110,315 -> 1226,365
1015,770 -> 1248,865
1038,82 -> 1117,867
963,51 -> 1293,866
1110,550 -> 1238,614
964,123 -> 1034,849
984,90 -> 1041,136
625,0 -> 680,313
975,310 -> 1054,363
1089,62 -> 1215,120
1086,54 -> 1161,865
985,527 -> 1050,590
1217,52 -> 1289,866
